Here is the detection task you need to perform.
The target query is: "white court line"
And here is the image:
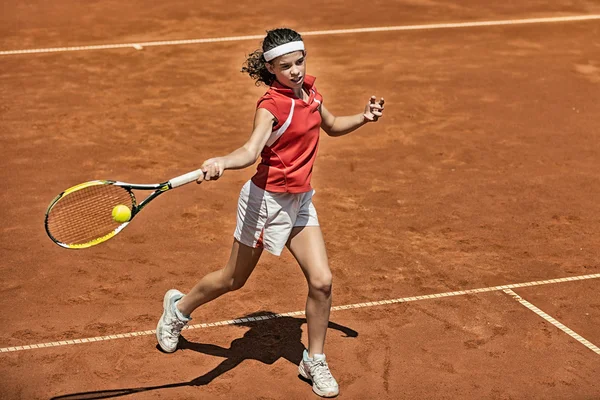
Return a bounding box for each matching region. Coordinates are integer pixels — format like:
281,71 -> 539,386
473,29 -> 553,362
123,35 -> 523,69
1,15 -> 599,56
1,273 -> 599,353
503,289 -> 600,355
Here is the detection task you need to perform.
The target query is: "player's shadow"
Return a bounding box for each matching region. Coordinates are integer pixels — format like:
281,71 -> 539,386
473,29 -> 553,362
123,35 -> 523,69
50,311 -> 358,400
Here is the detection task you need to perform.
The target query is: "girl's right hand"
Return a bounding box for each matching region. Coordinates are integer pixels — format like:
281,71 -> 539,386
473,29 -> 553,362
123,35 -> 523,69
197,157 -> 226,183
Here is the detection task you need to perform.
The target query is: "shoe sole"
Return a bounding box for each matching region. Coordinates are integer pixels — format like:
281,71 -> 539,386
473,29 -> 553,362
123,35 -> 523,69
298,362 -> 339,398
156,289 -> 183,353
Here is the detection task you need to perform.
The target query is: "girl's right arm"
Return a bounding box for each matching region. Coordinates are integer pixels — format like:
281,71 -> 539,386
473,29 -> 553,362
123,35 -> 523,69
198,108 -> 275,182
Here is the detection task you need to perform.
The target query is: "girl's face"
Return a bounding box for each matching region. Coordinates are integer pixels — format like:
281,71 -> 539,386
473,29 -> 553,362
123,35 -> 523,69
266,50 -> 306,89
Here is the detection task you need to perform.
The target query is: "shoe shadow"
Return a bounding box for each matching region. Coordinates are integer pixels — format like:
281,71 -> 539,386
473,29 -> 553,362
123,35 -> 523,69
50,311 -> 358,399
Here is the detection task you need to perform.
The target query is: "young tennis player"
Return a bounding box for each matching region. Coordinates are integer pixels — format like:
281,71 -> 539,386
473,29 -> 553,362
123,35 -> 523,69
156,27 -> 384,398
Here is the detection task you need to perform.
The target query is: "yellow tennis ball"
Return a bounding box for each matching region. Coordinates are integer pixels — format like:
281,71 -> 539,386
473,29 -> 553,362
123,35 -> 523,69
112,205 -> 131,223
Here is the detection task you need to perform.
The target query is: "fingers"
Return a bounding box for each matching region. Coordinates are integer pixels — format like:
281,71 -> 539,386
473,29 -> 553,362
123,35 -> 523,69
198,158 -> 224,182
366,95 -> 385,121
205,163 -> 221,180
369,96 -> 385,111
195,170 -> 205,184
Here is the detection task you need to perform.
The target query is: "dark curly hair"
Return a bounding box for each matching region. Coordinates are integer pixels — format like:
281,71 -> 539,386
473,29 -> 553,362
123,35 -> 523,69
241,28 -> 304,86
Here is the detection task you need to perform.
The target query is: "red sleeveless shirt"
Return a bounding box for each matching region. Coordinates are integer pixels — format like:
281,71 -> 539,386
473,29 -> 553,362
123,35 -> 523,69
251,75 -> 323,193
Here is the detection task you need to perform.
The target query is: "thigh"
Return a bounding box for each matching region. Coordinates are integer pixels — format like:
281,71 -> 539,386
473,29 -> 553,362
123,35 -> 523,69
286,226 -> 330,282
222,238 -> 264,284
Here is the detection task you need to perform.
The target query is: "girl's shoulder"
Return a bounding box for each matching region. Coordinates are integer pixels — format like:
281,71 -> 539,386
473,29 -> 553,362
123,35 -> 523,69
255,84 -> 289,109
256,89 -> 282,123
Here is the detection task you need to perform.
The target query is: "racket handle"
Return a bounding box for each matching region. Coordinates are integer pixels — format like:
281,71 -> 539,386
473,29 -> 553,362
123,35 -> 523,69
169,169 -> 206,188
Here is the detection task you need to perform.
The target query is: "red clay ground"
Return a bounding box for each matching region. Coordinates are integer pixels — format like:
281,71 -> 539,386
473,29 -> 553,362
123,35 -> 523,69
1,1 -> 600,399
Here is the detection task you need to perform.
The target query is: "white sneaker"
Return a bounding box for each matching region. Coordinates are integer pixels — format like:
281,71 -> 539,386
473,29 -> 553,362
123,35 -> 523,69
298,349 -> 339,398
156,289 -> 190,353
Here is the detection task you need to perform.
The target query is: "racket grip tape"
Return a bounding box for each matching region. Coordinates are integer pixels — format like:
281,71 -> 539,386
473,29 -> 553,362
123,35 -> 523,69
169,169 -> 206,188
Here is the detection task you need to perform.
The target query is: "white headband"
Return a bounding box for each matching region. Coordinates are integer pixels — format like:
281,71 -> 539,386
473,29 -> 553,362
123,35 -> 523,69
263,41 -> 305,62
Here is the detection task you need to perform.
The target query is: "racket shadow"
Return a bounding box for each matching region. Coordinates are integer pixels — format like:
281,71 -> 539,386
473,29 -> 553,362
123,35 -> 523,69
50,311 -> 358,400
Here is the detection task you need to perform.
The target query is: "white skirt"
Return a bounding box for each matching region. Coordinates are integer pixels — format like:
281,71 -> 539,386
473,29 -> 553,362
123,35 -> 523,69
234,180 -> 319,256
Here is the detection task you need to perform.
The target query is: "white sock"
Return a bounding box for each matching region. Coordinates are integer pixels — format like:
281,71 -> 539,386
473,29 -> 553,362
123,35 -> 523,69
173,299 -> 191,321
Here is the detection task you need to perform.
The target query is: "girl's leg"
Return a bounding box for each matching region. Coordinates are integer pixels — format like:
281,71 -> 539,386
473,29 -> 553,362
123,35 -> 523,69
157,239 -> 262,353
286,226 -> 332,357
177,239 -> 263,316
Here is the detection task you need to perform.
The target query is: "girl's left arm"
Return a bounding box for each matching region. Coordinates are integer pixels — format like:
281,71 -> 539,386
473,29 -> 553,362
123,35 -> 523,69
320,95 -> 384,137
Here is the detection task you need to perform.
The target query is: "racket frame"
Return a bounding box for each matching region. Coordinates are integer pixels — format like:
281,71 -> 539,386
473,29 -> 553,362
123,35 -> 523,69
44,168 -> 205,249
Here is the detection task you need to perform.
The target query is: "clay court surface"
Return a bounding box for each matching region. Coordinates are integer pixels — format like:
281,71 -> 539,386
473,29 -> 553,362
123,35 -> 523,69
2,1 -> 600,399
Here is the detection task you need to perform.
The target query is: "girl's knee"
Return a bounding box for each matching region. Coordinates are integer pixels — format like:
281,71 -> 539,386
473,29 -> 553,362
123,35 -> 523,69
309,270 -> 333,295
219,269 -> 247,292
225,276 -> 247,292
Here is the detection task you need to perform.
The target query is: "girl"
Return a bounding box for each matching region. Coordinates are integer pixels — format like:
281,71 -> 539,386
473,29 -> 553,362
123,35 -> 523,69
156,27 -> 384,398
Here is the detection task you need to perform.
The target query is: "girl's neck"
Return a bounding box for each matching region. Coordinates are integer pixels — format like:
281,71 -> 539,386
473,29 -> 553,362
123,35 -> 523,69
293,87 -> 310,101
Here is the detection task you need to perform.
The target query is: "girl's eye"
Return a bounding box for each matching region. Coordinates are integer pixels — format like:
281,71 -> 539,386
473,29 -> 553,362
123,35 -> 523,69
296,58 -> 305,65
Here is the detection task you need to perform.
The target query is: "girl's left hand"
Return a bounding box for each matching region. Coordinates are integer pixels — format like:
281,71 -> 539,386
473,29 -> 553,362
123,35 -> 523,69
363,95 -> 385,122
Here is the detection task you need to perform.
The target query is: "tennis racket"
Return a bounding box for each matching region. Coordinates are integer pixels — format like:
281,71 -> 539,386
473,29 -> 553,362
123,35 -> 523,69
44,169 -> 206,249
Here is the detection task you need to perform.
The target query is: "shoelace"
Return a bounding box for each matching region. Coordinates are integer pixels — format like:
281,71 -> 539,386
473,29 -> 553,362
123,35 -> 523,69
167,317 -> 187,339
310,360 -> 335,385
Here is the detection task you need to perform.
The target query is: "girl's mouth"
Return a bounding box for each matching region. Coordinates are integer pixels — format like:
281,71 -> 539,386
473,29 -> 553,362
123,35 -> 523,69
291,75 -> 303,84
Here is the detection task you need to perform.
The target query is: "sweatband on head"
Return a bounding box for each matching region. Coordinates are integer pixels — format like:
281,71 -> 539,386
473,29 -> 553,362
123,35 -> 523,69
263,41 -> 305,62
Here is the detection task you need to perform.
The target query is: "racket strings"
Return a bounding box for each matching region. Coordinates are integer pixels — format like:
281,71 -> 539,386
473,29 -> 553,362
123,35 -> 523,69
46,185 -> 134,245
